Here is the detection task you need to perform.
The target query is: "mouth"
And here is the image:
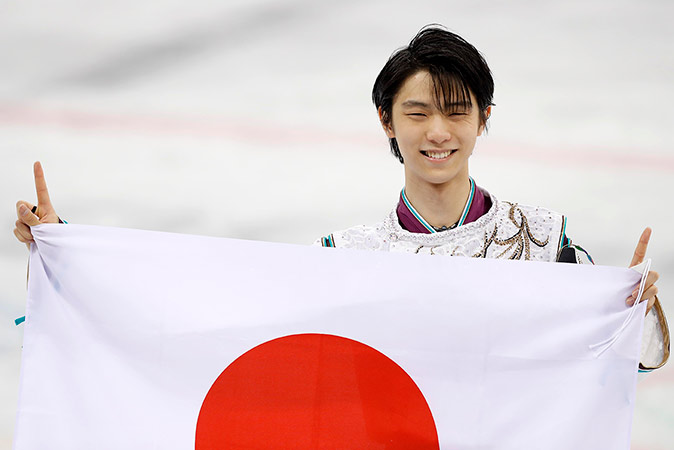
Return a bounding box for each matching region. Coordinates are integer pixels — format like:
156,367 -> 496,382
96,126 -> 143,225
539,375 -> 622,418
420,149 -> 457,160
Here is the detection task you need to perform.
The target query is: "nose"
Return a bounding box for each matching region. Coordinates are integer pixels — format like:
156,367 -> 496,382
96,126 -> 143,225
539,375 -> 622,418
425,115 -> 452,145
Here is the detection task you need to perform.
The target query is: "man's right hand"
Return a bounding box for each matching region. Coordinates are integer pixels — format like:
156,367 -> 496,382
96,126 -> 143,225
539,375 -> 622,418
14,161 -> 61,248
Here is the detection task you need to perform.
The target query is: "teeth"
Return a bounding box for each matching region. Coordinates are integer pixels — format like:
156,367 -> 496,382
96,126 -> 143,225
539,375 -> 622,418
424,150 -> 452,159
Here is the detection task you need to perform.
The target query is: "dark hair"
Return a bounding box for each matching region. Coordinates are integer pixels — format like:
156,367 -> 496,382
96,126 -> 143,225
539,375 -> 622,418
372,25 -> 494,163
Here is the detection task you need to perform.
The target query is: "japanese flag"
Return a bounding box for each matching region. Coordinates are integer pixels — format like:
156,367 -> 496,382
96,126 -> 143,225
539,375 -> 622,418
14,224 -> 645,449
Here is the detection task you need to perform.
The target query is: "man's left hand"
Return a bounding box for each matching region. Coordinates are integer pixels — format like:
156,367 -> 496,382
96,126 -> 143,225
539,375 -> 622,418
627,227 -> 659,314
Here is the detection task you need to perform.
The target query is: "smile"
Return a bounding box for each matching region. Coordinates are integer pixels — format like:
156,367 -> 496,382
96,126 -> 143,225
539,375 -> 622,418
420,150 -> 457,160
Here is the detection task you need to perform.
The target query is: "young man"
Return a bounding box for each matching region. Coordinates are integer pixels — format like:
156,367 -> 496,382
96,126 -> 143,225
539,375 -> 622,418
14,27 -> 668,370
314,26 -> 669,371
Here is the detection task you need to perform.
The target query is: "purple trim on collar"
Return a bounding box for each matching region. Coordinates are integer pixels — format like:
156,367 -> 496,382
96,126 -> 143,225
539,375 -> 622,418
396,184 -> 492,234
396,193 -> 431,234
464,186 -> 491,224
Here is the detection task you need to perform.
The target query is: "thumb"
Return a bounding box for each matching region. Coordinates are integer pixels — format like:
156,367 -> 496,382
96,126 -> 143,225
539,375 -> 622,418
17,201 -> 42,227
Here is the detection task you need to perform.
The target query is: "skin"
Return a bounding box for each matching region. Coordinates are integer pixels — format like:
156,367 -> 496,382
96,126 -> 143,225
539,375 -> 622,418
14,162 -> 60,249
378,69 -> 659,311
628,227 -> 659,312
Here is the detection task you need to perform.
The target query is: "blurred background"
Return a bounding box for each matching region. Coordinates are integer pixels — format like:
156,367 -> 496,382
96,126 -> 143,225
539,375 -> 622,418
1,0 -> 673,448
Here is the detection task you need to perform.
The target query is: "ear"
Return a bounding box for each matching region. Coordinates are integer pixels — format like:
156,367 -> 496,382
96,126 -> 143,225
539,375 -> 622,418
477,105 -> 492,136
378,107 -> 395,138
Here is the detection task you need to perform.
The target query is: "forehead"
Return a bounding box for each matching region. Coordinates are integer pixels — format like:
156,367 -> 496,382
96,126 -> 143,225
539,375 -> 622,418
393,70 -> 475,108
395,71 -> 435,101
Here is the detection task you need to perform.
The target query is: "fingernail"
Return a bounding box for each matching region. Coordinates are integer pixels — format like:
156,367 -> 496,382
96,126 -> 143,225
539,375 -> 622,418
19,205 -> 28,216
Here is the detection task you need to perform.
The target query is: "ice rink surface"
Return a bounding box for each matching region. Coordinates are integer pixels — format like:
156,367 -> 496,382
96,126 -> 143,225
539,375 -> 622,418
1,0 -> 673,448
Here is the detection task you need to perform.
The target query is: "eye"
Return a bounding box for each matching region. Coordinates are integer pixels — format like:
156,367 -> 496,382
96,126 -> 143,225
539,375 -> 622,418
406,113 -> 427,117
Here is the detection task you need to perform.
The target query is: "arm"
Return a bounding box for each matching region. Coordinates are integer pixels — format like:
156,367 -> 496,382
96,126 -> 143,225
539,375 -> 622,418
628,228 -> 669,372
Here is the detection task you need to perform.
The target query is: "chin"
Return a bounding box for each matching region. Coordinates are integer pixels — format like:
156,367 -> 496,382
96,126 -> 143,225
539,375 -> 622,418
417,175 -> 460,187
426,170 -> 464,185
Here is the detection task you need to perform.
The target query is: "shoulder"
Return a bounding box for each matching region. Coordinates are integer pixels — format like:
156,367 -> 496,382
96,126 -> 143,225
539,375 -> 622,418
472,198 -> 566,261
498,201 -> 566,241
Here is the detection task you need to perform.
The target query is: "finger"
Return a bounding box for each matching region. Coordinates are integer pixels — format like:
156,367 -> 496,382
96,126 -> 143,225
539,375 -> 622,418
627,285 -> 659,305
14,228 -> 32,244
626,271 -> 659,301
16,202 -> 41,227
646,297 -> 656,315
33,161 -> 54,211
15,200 -> 35,218
629,227 -> 651,267
15,219 -> 33,236
639,286 -> 658,303
14,220 -> 34,242
645,270 -> 660,285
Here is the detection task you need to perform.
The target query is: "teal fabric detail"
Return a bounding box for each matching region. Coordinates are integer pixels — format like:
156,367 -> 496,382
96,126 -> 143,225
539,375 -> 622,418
573,244 -> 595,265
401,188 -> 435,233
403,178 -> 475,232
457,177 -> 475,226
15,316 -> 25,326
321,236 -> 335,248
559,217 -> 568,251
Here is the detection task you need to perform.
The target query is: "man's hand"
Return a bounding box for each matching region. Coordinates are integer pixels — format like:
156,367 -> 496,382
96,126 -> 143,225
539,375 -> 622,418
627,227 -> 659,314
14,162 -> 61,249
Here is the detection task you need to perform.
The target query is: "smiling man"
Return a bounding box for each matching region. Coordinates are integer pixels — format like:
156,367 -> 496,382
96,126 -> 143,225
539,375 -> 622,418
382,71 -> 488,235
12,26 -> 668,371
315,26 -> 669,372
317,27 -> 564,260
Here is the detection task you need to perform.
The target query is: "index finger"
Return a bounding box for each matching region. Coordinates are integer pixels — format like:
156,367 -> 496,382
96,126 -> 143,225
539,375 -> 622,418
629,227 -> 651,267
33,161 -> 53,209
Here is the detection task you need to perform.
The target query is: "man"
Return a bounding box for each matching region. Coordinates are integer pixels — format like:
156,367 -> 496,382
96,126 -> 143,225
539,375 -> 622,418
14,26 -> 668,371
314,26 -> 669,370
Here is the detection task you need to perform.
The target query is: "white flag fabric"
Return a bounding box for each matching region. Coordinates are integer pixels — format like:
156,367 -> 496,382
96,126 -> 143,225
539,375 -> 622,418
14,224 -> 646,450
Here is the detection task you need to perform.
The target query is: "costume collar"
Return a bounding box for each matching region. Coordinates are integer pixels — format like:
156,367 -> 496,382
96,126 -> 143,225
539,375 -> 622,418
397,178 -> 488,234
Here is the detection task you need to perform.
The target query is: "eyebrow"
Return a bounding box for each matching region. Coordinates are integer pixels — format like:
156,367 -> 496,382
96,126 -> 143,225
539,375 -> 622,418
401,100 -> 431,108
401,100 -> 472,109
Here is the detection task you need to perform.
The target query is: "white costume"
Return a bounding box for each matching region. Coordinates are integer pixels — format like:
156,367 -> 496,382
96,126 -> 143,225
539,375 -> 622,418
315,194 -> 669,372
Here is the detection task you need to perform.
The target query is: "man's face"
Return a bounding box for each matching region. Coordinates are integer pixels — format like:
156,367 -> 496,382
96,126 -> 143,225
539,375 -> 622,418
382,71 -> 488,189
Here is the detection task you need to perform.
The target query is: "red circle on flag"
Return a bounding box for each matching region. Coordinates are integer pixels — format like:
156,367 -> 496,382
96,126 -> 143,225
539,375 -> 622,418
195,333 -> 439,449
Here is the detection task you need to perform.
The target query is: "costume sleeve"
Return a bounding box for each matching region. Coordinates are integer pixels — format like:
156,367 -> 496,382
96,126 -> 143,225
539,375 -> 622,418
557,233 -> 670,375
314,235 -> 336,248
639,296 -> 670,373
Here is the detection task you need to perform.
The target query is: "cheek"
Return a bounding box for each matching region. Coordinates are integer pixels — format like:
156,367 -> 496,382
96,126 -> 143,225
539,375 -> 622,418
393,130 -> 419,153
392,120 -> 421,143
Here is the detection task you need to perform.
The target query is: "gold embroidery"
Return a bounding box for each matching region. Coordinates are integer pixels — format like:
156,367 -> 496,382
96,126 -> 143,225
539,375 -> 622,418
474,203 -> 549,260
415,245 -> 441,255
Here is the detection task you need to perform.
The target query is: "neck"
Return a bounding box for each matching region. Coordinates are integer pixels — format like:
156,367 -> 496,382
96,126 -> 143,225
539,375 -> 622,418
403,173 -> 472,229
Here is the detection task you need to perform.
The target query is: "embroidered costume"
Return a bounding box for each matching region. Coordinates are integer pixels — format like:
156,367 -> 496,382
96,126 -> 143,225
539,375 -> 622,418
316,181 -> 669,372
